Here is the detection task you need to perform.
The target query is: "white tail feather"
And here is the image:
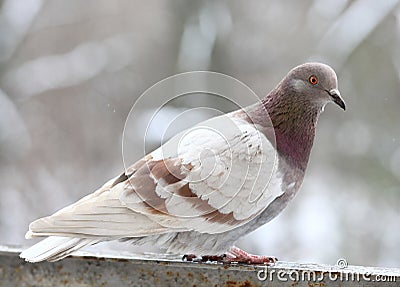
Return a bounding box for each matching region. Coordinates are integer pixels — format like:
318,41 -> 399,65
20,236 -> 99,263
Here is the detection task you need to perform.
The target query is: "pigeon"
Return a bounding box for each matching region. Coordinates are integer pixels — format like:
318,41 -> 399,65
20,62 -> 345,263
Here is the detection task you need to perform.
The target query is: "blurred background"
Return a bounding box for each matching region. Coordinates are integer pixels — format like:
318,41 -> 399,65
0,0 -> 399,267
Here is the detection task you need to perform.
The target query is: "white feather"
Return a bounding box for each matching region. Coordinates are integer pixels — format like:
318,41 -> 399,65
20,236 -> 99,263
151,115 -> 283,221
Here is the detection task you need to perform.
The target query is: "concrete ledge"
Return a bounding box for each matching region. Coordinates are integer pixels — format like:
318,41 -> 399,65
0,245 -> 399,287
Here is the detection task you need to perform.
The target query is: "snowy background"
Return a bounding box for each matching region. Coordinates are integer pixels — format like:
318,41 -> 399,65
0,0 -> 399,267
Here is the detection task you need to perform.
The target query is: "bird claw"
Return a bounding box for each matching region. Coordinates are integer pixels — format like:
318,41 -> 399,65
227,246 -> 277,265
182,246 -> 277,265
222,254 -> 277,265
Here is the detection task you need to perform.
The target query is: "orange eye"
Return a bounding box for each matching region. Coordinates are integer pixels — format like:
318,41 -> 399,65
309,75 -> 318,85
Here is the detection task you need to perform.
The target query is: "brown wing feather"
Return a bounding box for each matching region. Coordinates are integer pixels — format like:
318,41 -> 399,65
120,156 -> 248,234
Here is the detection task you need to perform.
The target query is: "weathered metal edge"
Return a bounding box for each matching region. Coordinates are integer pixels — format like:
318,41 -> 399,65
1,245 -> 399,287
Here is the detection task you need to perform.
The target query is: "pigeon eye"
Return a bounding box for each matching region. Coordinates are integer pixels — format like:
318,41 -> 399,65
309,75 -> 318,85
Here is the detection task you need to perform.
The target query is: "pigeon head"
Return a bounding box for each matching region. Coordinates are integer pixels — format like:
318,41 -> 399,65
255,62 -> 345,170
283,62 -> 345,110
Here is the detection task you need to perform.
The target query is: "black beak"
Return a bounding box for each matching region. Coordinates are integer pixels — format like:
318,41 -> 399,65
327,89 -> 346,110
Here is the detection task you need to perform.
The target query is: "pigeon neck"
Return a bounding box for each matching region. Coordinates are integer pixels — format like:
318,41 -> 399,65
262,92 -> 322,171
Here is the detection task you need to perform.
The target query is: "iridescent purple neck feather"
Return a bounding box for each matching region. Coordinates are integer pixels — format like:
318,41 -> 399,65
261,86 -> 323,171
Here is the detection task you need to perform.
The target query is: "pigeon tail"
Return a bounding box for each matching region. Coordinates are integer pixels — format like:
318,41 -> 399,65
20,236 -> 99,262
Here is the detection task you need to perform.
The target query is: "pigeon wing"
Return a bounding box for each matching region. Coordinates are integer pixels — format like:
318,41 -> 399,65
121,114 -> 284,234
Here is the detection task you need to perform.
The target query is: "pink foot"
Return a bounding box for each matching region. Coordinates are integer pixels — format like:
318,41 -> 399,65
182,246 -> 277,265
225,246 -> 277,265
